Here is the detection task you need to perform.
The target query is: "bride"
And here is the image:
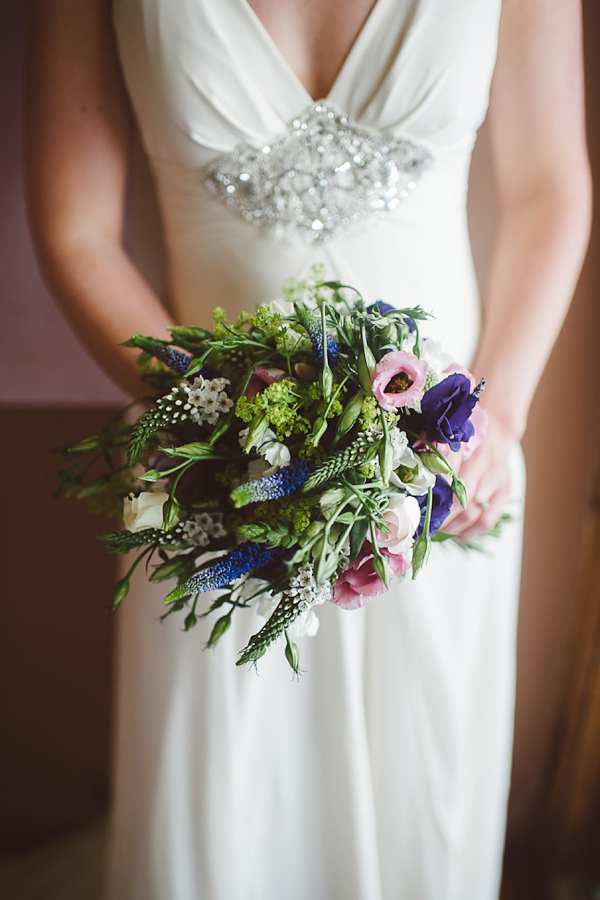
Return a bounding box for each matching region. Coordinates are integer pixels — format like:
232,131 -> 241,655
26,1 -> 590,898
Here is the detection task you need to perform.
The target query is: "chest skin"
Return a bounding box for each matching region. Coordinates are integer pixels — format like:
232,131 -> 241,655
246,0 -> 379,100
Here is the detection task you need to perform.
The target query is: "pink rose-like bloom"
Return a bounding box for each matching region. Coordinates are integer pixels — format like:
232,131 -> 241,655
372,351 -> 429,411
442,363 -> 488,461
332,544 -> 411,611
375,494 -> 421,554
244,366 -> 286,400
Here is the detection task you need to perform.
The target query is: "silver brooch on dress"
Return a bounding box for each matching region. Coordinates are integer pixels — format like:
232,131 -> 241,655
204,103 -> 433,243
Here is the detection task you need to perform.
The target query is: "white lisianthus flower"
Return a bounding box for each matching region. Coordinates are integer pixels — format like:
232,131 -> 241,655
392,446 -> 436,496
289,608 -> 320,638
420,338 -> 454,381
375,493 -> 421,554
390,428 -> 409,467
123,491 -> 169,532
246,458 -> 277,481
235,578 -> 280,617
239,426 -> 290,469
262,439 -> 291,468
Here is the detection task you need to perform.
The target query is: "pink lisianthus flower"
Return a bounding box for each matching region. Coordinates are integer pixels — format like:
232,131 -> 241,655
461,403 -> 488,461
244,366 -> 286,400
372,351 -> 428,411
442,363 -> 487,461
331,544 -> 411,611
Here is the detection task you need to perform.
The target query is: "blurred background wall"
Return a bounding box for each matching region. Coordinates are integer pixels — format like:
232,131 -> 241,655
1,0 -> 599,878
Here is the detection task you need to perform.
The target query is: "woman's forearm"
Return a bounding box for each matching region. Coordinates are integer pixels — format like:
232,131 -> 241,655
471,187 -> 591,442
37,232 -> 176,398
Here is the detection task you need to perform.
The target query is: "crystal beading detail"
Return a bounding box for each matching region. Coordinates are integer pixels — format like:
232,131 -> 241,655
204,103 -> 433,243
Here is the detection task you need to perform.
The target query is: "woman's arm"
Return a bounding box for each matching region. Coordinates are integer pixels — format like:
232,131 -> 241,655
444,0 -> 592,541
25,0 -> 175,398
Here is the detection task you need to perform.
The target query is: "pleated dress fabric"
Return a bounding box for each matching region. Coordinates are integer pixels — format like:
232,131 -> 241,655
104,1 -> 526,898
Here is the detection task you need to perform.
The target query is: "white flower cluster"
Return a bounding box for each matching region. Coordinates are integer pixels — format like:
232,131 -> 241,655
180,375 -> 233,426
288,563 -> 332,612
236,566 -> 330,639
182,511 -> 227,547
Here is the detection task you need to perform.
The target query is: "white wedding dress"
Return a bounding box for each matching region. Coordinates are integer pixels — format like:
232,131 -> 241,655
104,1 -> 525,898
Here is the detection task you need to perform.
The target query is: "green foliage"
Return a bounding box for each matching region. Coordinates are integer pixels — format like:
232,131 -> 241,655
237,592 -> 303,667
302,435 -> 379,493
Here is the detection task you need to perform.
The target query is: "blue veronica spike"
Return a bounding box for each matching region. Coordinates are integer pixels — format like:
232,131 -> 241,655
166,541 -> 283,601
295,306 -> 339,367
230,460 -> 316,508
154,345 -> 193,375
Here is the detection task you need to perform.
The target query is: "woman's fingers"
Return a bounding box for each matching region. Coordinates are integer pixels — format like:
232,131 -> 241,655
441,448 -> 512,540
455,483 -> 510,543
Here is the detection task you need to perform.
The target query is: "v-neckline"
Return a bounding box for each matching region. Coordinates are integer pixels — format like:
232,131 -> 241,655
238,0 -> 386,105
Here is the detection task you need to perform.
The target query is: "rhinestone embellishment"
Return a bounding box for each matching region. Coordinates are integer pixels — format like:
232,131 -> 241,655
204,103 -> 433,243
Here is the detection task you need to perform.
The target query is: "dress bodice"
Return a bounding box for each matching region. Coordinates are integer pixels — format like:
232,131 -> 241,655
113,0 -> 502,363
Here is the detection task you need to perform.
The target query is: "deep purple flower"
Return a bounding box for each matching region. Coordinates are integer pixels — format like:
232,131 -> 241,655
415,374 -> 478,451
415,476 -> 454,537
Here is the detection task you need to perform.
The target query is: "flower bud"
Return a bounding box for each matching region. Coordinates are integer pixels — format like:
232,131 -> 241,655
320,364 -> 334,400
285,633 -> 300,675
112,576 -> 130,610
378,438 -> 394,486
358,349 -> 377,392
337,390 -> 365,436
243,412 -> 269,453
184,610 -> 198,631
206,613 -> 232,648
307,416 -> 327,448
420,451 -> 452,475
372,550 -> 390,589
381,322 -> 398,344
411,534 -> 431,579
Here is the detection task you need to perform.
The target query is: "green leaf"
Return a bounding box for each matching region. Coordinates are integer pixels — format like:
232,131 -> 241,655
149,557 -> 190,582
452,476 -> 467,508
75,476 -> 110,498
168,324 -> 213,347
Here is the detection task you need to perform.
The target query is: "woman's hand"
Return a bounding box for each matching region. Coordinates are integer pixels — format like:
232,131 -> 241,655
441,417 -> 516,543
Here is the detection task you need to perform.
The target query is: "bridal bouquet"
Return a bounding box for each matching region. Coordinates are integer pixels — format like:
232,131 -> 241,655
57,273 -> 489,673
